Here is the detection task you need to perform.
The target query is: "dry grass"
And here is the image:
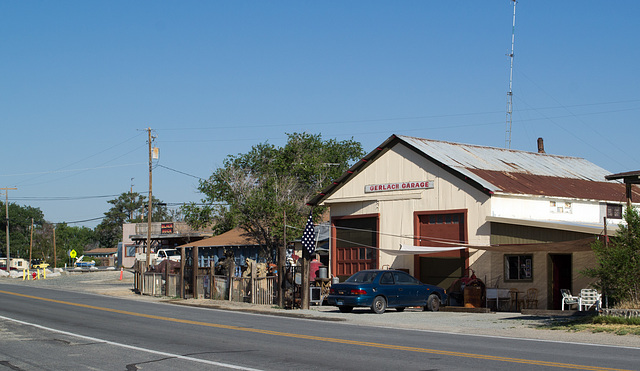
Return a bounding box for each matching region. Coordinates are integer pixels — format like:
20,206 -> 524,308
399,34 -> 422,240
544,316 -> 640,336
614,300 -> 640,310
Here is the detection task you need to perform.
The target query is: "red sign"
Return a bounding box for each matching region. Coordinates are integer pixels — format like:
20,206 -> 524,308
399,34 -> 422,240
365,181 -> 434,193
161,223 -> 174,234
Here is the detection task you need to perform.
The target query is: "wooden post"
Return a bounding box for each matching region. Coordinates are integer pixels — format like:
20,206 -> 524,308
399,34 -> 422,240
250,261 -> 257,304
29,218 -> 33,270
145,128 -> 153,269
278,210 -> 286,308
3,187 -> 17,271
180,247 -> 186,299
228,259 -> 235,301
301,250 -> 310,309
164,258 -> 169,297
192,246 -> 199,299
53,226 -> 57,269
209,260 -> 214,300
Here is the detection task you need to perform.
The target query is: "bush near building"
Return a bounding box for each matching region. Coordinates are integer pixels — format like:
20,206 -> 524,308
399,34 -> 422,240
583,207 -> 640,309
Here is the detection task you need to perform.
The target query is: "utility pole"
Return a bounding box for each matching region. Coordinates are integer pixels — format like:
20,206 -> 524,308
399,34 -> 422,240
146,128 -> 154,269
29,218 -> 33,268
53,225 -> 57,269
279,210 -> 286,308
505,0 -> 517,149
2,187 -> 17,271
130,178 -> 135,220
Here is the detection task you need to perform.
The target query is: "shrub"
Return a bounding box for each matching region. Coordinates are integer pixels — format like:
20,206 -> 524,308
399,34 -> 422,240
583,207 -> 640,308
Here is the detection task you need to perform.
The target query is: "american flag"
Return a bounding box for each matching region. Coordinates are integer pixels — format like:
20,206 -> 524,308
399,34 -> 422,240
301,211 -> 316,256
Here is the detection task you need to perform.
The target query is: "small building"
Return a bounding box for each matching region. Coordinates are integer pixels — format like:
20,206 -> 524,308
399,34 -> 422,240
177,228 -> 272,273
85,247 -> 117,267
309,134 -> 639,309
120,222 -> 213,268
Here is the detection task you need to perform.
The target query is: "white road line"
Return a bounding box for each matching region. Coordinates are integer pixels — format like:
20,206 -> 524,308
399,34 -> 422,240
0,314 -> 264,371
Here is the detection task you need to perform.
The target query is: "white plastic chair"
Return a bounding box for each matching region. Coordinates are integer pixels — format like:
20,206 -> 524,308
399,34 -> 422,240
578,289 -> 601,311
561,289 -> 579,310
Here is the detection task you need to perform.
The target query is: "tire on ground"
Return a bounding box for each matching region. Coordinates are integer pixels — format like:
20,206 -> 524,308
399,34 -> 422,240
427,293 -> 441,312
371,296 -> 387,314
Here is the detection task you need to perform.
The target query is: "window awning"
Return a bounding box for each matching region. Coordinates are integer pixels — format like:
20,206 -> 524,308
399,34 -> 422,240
486,216 -> 615,235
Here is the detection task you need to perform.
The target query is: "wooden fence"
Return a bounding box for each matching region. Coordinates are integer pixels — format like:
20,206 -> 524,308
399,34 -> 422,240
134,262 -> 276,305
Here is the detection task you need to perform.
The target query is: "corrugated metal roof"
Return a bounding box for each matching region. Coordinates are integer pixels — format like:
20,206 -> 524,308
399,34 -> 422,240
399,135 -> 610,180
308,134 -> 637,205
398,135 -> 636,201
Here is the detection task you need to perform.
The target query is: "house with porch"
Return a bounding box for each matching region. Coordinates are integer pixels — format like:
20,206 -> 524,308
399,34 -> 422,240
308,134 -> 639,310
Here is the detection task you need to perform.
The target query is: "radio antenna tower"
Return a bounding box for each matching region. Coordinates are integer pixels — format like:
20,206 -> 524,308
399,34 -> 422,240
505,0 -> 517,149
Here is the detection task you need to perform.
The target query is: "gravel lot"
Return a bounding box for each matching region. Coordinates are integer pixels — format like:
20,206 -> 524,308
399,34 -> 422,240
3,269 -> 640,349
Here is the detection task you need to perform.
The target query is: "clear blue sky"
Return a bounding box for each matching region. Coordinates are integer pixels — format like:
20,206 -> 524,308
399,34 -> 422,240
1,1 -> 639,229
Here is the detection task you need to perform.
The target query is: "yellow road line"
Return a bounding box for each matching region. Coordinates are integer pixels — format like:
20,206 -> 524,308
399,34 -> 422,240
0,289 -> 632,371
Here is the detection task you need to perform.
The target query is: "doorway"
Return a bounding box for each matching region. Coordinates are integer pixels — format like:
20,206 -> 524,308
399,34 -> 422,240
414,211 -> 468,289
550,254 -> 572,310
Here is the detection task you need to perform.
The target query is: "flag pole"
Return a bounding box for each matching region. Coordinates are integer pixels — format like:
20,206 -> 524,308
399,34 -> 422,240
300,209 -> 315,310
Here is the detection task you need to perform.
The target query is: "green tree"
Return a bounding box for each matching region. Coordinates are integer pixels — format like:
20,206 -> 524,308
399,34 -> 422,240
54,223 -> 97,266
183,132 -> 364,256
0,202 -> 46,259
95,192 -> 171,248
583,206 -> 640,308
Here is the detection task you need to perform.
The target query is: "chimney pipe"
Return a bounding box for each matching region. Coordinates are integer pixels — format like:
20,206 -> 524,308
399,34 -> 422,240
537,137 -> 545,153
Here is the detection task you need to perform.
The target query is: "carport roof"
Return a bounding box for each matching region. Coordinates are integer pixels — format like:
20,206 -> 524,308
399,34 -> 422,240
177,228 -> 261,248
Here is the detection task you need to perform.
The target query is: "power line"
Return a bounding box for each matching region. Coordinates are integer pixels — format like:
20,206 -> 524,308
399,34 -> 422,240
154,99 -> 640,133
11,194 -> 121,201
1,163 -> 145,178
156,164 -> 206,180
14,133 -> 145,186
53,216 -> 106,225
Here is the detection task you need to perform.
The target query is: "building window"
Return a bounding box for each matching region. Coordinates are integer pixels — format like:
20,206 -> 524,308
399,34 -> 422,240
505,255 -> 533,281
550,201 -> 572,214
607,204 -> 623,219
126,245 -> 136,257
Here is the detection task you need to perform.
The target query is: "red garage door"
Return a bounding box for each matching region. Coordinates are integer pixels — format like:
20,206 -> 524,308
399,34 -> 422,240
333,216 -> 378,280
415,212 -> 468,289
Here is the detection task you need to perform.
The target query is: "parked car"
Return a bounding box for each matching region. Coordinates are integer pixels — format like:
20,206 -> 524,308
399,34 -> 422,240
31,260 -> 50,269
327,269 -> 447,314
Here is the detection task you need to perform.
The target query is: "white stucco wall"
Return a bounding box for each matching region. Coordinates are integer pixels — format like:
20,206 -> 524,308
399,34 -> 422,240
491,194 -> 628,226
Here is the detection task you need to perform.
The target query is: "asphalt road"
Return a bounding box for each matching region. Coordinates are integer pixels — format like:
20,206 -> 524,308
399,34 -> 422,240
0,282 -> 638,371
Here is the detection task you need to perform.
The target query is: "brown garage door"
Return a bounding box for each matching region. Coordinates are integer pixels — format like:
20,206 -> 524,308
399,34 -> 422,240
415,212 -> 467,289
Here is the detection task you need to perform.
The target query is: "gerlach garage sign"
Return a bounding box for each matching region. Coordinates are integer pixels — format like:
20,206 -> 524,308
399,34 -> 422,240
365,181 -> 434,193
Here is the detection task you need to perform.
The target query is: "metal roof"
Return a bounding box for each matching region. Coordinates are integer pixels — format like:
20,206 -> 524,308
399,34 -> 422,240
308,134 -> 637,205
399,135 -> 610,181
